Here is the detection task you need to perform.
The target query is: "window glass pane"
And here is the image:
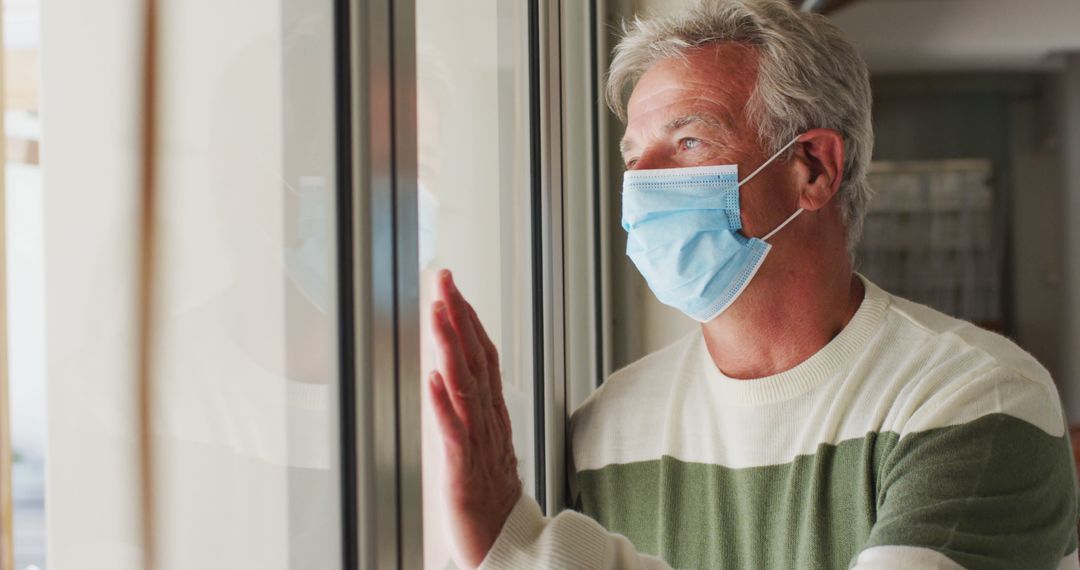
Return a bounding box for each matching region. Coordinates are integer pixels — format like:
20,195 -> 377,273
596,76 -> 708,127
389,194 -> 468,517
38,0 -> 342,567
153,1 -> 341,566
416,1 -> 535,566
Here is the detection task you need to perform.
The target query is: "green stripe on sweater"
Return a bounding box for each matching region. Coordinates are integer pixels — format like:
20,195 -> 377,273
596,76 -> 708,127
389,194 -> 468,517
575,414 -> 1077,570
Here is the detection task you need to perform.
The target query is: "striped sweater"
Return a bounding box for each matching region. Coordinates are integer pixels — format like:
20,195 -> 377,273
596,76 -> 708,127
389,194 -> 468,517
481,277 -> 1080,569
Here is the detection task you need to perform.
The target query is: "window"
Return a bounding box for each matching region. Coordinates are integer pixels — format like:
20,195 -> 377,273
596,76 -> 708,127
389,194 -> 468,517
36,0 -> 343,567
3,0 -> 604,567
415,1 -> 538,565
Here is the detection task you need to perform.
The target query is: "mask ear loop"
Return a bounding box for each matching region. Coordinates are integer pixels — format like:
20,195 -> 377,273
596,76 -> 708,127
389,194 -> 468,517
737,135 -> 802,187
738,134 -> 805,242
762,208 -> 804,242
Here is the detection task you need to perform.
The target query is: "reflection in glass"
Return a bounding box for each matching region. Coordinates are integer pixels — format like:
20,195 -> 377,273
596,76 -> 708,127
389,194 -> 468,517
152,1 -> 341,566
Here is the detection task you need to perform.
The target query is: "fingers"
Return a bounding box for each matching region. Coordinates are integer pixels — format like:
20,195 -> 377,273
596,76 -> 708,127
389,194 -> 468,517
428,371 -> 465,452
466,302 -> 504,404
431,300 -> 480,422
437,270 -> 489,378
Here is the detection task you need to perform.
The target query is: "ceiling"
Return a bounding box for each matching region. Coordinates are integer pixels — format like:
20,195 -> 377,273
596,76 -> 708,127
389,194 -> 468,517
826,0 -> 1080,73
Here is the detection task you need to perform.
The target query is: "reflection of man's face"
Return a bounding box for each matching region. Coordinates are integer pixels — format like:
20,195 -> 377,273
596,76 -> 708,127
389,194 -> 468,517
620,43 -> 798,240
206,25 -> 334,383
418,87 -> 443,190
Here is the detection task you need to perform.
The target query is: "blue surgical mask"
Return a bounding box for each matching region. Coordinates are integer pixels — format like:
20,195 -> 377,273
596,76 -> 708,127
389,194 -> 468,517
621,135 -> 803,322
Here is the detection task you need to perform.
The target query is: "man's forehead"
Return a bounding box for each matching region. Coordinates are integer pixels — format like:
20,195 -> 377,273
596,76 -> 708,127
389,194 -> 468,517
626,43 -> 758,111
622,87 -> 742,154
622,46 -> 756,144
626,91 -> 737,131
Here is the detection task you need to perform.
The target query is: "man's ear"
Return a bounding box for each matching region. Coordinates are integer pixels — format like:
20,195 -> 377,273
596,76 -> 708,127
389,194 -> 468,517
791,128 -> 845,212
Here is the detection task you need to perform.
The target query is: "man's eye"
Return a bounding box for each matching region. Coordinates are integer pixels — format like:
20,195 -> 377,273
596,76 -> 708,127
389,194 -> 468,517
625,159 -> 638,169
679,138 -> 701,151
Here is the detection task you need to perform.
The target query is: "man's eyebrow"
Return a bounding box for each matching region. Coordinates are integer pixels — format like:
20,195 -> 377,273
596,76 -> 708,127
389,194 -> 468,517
620,113 -> 730,156
664,113 -> 729,133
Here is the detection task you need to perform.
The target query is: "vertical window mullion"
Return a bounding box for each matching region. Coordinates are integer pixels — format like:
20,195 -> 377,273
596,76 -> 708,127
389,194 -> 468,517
343,0 -> 420,566
527,0 -> 548,514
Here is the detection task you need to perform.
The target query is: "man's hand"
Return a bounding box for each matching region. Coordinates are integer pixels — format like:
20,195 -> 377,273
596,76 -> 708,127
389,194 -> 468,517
428,269 -> 523,569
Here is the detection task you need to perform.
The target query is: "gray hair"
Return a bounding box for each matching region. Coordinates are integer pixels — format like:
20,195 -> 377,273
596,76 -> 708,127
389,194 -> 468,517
607,0 -> 874,254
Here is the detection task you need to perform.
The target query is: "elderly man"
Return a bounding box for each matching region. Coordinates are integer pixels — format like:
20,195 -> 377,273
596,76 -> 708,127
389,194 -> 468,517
426,0 -> 1079,568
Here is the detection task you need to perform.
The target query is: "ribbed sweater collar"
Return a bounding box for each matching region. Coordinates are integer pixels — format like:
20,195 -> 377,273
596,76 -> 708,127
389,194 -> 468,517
695,274 -> 890,406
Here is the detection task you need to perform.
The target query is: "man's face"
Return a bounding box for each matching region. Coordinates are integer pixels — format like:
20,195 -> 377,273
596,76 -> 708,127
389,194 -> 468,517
620,42 -> 798,240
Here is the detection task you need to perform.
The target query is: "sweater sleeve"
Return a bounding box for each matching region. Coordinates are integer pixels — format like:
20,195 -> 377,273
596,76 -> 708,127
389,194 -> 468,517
478,494 -> 672,569
850,371 -> 1080,570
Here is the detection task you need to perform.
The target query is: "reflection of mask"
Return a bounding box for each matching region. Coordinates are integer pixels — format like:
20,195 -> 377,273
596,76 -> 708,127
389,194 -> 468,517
285,175 -> 332,312
418,181 -> 439,269
621,135 -> 803,322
